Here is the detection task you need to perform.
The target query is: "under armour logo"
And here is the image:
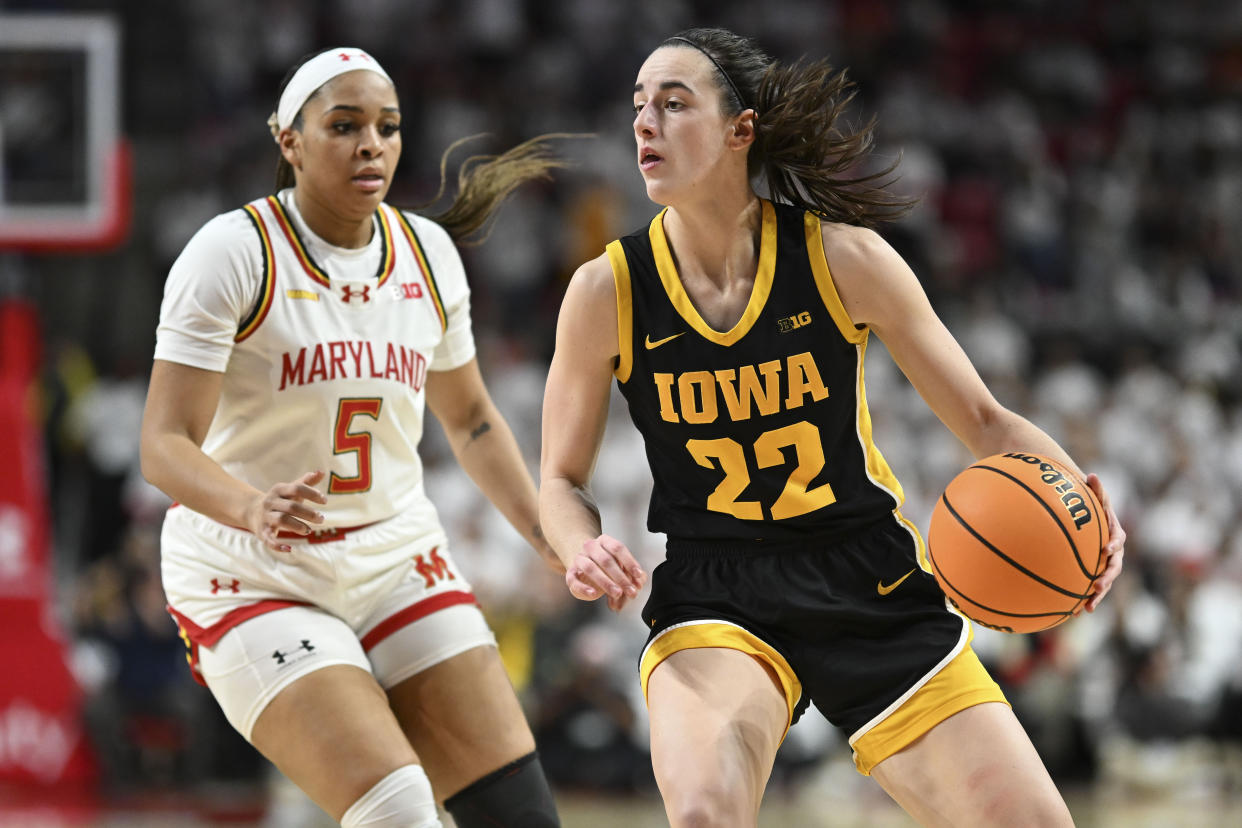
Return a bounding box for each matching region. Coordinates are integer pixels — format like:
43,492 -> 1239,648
272,639 -> 315,666
210,578 -> 240,594
340,285 -> 371,303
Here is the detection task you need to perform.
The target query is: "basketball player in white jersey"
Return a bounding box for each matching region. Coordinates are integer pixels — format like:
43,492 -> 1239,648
141,48 -> 563,828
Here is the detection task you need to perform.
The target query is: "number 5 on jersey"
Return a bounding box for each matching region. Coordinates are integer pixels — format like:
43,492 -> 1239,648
330,398 -> 382,493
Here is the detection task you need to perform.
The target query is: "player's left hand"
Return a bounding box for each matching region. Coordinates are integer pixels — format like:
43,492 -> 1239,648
1083,473 -> 1125,612
566,533 -> 646,612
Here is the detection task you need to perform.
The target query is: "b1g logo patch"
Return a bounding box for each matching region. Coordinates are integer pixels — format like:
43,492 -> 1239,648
392,282 -> 424,300
777,311 -> 812,333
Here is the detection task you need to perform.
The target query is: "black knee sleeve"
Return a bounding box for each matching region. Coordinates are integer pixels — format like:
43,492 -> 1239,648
443,751 -> 560,827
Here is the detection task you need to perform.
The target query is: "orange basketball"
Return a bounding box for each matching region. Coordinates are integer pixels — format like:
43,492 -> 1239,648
927,452 -> 1109,634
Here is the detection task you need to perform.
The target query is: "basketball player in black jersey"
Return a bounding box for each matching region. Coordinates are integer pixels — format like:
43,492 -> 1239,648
540,27 -> 1125,827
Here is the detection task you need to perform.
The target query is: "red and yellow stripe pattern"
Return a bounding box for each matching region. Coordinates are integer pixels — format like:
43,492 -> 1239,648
237,203 -> 276,342
266,195 -> 396,287
393,208 -> 447,332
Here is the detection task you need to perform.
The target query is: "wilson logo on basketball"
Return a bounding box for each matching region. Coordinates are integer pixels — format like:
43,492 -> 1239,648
1002,453 -> 1093,529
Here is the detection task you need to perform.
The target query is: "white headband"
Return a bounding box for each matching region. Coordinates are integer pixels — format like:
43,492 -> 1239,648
269,48 -> 392,141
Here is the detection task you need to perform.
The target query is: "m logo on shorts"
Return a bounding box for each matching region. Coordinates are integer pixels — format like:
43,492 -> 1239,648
413,547 -> 456,589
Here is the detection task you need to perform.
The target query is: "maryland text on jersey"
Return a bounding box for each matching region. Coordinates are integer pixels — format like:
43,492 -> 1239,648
278,340 -> 427,391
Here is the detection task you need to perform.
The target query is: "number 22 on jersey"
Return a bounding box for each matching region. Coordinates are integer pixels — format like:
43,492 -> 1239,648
687,420 -> 836,520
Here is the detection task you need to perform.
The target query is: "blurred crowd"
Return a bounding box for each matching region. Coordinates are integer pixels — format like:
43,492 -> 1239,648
7,0 -> 1242,816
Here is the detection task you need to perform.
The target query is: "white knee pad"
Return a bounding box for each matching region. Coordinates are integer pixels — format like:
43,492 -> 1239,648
340,764 -> 440,828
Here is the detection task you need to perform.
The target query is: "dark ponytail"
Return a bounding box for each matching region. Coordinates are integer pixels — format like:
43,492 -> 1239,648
270,50 -> 571,244
662,28 -> 914,227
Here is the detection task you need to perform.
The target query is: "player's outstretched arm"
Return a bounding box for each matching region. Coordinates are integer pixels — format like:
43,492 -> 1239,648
540,255 -> 646,612
823,221 -> 1126,608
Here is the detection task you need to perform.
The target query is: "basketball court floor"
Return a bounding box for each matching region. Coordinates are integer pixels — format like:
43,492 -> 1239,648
9,747 -> 1239,827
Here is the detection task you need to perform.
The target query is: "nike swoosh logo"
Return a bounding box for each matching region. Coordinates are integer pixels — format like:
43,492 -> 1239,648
877,568 -> 916,596
644,332 -> 685,349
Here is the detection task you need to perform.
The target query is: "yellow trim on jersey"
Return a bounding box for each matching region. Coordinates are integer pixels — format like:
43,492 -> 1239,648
804,211 -> 865,344
607,240 -> 634,383
393,210 -> 448,332
849,636 -> 1006,775
648,199 -> 777,346
893,509 -> 932,573
640,620 -> 802,740
855,337 -> 906,506
237,203 -> 276,343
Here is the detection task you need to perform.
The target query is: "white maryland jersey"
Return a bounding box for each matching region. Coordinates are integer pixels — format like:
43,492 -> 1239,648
154,189 -> 475,529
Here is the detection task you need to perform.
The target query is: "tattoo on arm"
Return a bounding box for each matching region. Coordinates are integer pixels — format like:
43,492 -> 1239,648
468,421 -> 492,442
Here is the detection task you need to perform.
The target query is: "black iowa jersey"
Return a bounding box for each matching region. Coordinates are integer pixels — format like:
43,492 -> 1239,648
610,199 -> 906,542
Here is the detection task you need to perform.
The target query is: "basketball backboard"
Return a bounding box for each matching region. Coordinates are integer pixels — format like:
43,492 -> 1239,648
0,13 -> 129,252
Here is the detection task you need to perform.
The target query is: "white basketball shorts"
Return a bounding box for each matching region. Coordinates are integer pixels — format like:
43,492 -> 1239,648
160,505 -> 496,740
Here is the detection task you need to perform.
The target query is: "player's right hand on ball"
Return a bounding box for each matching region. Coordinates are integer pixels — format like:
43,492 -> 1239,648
566,534 -> 646,612
247,470 -> 328,553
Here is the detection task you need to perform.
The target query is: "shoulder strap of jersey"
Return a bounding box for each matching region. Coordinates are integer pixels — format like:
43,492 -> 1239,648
257,194 -> 332,287
236,199 -> 277,342
802,210 -> 866,344
391,207 -> 447,333
605,239 -> 634,382
371,204 -> 397,287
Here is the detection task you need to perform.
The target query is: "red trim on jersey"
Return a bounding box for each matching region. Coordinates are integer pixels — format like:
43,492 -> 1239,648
266,195 -> 330,286
360,590 -> 478,651
392,210 -> 447,332
237,203 -> 277,342
168,599 -> 312,648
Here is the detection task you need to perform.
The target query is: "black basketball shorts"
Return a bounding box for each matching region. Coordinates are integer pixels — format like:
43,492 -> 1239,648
638,513 -> 1006,774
